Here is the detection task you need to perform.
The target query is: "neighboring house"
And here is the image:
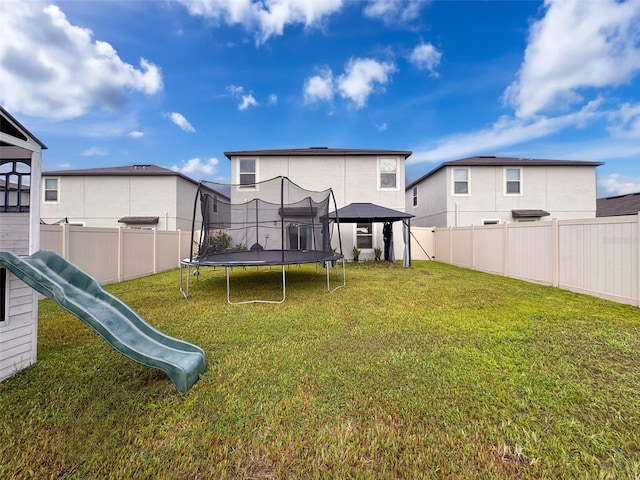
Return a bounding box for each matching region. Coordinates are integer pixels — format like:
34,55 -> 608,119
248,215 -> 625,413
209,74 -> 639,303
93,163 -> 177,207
597,192 -> 640,217
1,106 -> 46,382
40,165 -> 229,231
224,147 -> 413,260
406,156 -> 602,227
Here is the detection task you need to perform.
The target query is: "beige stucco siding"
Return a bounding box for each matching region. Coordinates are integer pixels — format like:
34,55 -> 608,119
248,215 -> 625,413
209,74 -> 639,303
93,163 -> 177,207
411,164 -> 599,227
229,153 -> 409,260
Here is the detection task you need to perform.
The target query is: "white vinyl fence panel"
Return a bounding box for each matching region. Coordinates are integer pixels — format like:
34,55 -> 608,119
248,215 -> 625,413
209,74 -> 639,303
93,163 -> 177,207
558,216 -> 638,305
430,215 -> 639,307
40,225 -> 192,285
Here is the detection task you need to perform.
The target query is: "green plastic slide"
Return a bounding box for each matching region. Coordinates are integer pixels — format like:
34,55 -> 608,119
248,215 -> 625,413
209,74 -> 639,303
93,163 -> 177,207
0,250 -> 206,392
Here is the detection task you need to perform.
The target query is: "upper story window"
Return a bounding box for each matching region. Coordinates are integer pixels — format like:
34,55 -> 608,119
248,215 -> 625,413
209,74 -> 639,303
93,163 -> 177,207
239,159 -> 257,188
412,186 -> 418,207
379,158 -> 397,189
505,168 -> 522,195
453,168 -> 469,195
43,177 -> 59,203
1,160 -> 31,212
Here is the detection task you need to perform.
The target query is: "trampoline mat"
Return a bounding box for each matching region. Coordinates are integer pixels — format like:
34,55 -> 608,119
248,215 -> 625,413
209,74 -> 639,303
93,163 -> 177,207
184,249 -> 343,267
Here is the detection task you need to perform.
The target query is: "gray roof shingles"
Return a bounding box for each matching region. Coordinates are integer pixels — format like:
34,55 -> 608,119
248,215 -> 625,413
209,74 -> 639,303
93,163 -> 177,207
224,147 -> 412,160
596,192 -> 640,217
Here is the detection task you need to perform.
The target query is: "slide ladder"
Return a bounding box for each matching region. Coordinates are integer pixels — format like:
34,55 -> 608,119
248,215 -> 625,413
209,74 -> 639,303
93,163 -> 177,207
0,250 -> 206,392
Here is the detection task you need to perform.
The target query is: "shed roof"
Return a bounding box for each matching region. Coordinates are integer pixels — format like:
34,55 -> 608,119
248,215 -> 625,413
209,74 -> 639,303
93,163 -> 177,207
224,147 -> 412,160
328,203 -> 414,223
596,192 -> 640,217
0,106 -> 48,150
406,156 -> 603,189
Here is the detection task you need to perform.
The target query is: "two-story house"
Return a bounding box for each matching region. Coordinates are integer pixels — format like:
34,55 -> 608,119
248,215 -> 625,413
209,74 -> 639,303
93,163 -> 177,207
40,165 -> 229,231
224,147 -> 413,260
1,106 -> 46,382
406,156 -> 602,227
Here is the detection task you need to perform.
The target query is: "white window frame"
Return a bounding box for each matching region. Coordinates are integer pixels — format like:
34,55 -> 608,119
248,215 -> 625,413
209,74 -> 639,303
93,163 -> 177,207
452,168 -> 470,196
356,222 -> 373,249
43,177 -> 60,203
378,158 -> 398,190
504,167 -> 522,196
237,159 -> 258,190
412,186 -> 418,207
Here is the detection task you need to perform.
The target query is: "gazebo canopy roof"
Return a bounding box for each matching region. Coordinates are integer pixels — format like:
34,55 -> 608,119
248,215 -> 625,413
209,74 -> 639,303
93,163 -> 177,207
328,203 -> 414,223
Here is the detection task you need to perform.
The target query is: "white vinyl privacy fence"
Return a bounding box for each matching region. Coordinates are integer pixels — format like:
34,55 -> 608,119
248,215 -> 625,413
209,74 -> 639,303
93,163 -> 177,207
41,225 -> 194,285
412,214 -> 640,307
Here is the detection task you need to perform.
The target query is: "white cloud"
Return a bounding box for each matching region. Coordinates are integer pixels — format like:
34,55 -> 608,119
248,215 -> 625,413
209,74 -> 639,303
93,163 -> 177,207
337,58 -> 396,109
82,147 -> 108,157
598,173 -> 640,196
166,112 -> 195,132
363,0 -> 424,23
226,84 -> 259,110
303,68 -> 334,104
129,131 -> 144,138
226,84 -> 245,96
607,102 -> 640,139
0,1 -> 163,120
409,99 -> 605,164
238,94 -> 258,110
376,122 -> 388,132
171,157 -> 220,176
268,93 -> 278,105
179,0 -> 344,45
504,0 -> 640,119
409,43 -> 442,77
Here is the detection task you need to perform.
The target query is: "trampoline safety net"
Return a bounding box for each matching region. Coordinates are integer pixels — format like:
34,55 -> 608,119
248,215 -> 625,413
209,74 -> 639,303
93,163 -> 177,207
189,176 -> 343,266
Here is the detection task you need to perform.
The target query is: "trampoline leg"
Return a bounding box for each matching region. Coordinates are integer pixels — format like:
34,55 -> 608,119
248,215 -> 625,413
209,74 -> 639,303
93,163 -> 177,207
326,257 -> 346,294
226,265 -> 287,305
179,261 -> 191,299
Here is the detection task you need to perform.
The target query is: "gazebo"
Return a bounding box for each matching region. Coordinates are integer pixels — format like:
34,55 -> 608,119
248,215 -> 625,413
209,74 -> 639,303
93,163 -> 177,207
328,202 -> 414,267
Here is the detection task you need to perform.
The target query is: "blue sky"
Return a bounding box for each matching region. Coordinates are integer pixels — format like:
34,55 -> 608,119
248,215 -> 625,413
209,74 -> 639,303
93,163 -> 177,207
2,0 -> 639,197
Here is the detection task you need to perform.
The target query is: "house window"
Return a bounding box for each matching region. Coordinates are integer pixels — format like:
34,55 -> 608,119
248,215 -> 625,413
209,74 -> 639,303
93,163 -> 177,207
356,223 -> 373,249
1,160 -> 31,212
379,158 -> 397,189
213,195 -> 218,214
453,168 -> 469,195
482,219 -> 501,225
44,177 -> 59,202
239,159 -> 256,188
505,168 -> 522,195
412,186 -> 418,207
1,268 -> 7,322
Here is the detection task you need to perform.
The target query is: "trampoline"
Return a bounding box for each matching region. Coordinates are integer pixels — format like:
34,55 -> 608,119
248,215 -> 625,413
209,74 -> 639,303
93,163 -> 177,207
180,176 -> 345,303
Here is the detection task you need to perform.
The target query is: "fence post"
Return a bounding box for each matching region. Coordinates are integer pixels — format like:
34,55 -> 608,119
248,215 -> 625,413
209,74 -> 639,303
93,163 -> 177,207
177,229 -> 182,266
503,222 -> 509,277
62,223 -> 69,259
153,228 -> 158,275
552,218 -> 560,288
471,224 -> 476,270
637,212 -> 640,307
117,227 -> 123,283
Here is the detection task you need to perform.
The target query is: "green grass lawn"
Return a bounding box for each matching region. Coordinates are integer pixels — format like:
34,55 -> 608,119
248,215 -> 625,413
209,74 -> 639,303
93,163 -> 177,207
1,261 -> 639,479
